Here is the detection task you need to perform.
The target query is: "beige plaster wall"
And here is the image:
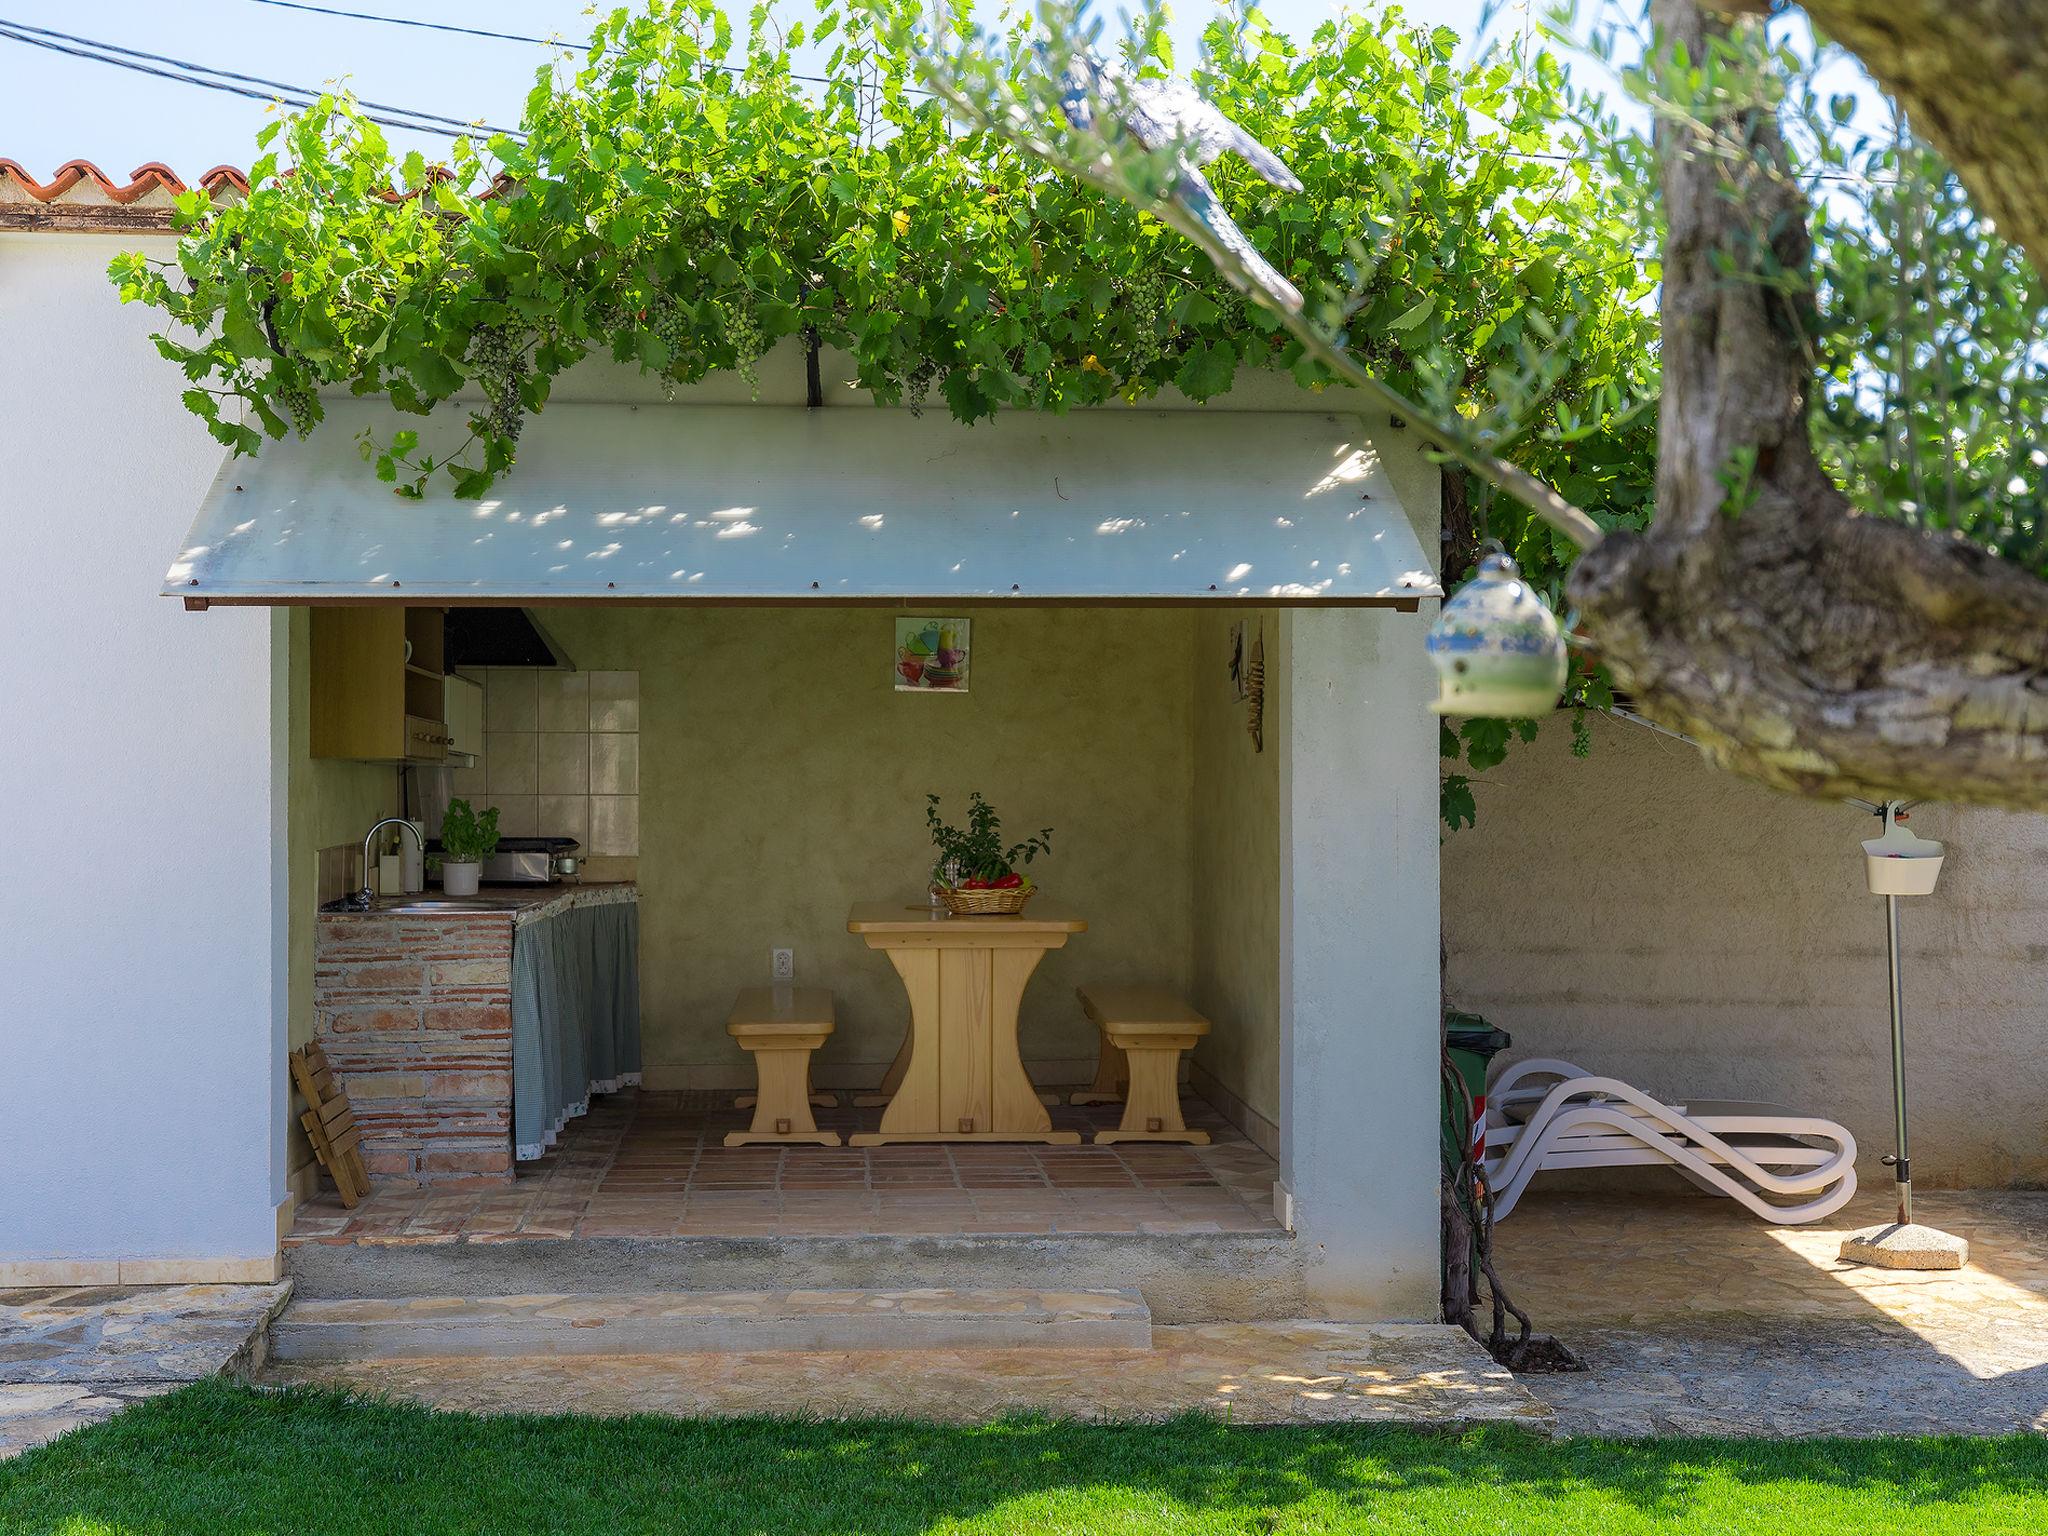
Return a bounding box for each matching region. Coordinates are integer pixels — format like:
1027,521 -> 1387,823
1188,609 -> 1282,1142
1180,425 -> 1440,1149
538,605 -> 1197,1086
1444,716 -> 2048,1188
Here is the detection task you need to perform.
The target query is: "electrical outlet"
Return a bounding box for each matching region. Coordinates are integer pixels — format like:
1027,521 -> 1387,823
771,948 -> 795,981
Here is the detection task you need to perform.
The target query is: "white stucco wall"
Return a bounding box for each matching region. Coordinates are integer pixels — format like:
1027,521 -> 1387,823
1445,715 -> 2048,1189
0,233 -> 284,1279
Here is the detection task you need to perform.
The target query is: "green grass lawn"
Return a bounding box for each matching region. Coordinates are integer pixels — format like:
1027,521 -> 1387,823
2,1380 -> 2043,1535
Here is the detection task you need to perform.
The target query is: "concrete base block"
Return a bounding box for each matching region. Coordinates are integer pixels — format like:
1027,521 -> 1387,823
1839,1223 -> 1968,1270
284,1231 -> 1305,1324
271,1287 -> 1152,1362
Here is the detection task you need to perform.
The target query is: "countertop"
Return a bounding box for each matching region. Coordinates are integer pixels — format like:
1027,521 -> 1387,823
323,881 -> 637,926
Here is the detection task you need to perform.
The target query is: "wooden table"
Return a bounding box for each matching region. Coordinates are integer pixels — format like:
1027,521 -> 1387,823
846,900 -> 1087,1145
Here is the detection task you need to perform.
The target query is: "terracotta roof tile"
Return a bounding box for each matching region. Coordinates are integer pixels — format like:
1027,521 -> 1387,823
0,159 -> 248,230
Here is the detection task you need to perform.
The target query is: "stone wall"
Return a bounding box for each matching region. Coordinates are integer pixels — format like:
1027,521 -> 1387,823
1444,715 -> 2048,1189
313,913 -> 516,1183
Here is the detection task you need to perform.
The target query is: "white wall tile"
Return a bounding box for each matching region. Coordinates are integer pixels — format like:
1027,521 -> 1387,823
537,793 -> 590,847
484,667 -> 538,731
538,670 -> 590,732
538,732 -> 590,794
590,795 -> 639,856
491,794 -> 538,837
590,732 -> 639,795
485,731 -> 537,795
589,671 -> 639,732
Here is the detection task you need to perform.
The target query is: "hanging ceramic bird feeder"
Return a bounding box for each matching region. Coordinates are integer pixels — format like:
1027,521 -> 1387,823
1426,551 -> 1569,717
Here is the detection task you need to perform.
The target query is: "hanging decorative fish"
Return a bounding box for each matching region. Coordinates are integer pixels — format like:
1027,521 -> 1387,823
1246,625 -> 1265,753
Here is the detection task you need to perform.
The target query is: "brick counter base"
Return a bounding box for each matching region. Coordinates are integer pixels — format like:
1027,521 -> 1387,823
314,913 -> 517,1185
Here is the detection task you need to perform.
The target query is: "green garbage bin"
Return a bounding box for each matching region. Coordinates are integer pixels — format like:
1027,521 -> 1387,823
1443,1010 -> 1512,1167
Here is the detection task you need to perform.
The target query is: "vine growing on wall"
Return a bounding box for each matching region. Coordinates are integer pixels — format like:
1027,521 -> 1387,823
110,0 -> 1665,826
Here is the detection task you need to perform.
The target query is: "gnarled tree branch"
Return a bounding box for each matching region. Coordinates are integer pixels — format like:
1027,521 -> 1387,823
1565,0 -> 2048,810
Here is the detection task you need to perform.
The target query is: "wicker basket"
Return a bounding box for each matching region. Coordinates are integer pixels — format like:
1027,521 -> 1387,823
938,884 -> 1034,917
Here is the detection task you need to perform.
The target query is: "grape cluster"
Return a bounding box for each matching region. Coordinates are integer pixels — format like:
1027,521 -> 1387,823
899,357 -> 941,415
275,382 -> 319,435
468,325 -> 529,445
1117,268 -> 1174,379
651,298 -> 693,372
717,299 -> 765,391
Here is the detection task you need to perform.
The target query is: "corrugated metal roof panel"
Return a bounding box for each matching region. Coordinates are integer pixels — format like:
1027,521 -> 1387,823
167,402 -> 1438,604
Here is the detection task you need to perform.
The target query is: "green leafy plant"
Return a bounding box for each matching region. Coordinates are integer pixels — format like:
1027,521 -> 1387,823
438,798 -> 501,865
108,0 -> 1665,828
925,792 -> 1051,891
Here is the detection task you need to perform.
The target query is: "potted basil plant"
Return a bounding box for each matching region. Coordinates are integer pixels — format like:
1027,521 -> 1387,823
436,798 -> 500,897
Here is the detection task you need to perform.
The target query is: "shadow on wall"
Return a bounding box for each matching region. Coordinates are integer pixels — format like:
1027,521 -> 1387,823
1443,713 -> 2048,1189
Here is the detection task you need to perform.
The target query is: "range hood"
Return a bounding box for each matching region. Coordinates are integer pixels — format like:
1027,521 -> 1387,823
444,608 -> 574,669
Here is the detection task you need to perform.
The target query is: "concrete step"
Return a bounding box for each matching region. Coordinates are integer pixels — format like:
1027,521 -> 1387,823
283,1230 -> 1304,1323
269,1287 -> 1151,1361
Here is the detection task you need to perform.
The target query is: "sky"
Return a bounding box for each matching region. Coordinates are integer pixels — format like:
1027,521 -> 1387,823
0,1 -> 1512,181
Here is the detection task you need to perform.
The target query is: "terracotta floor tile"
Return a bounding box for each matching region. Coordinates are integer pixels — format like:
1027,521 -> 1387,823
288,1087 -> 1284,1244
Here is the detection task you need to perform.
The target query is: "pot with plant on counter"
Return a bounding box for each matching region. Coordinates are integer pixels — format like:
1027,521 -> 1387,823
435,798 -> 500,897
925,791 -> 1052,916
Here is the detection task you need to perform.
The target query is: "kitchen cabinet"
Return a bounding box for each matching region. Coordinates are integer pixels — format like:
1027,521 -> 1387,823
443,673 -> 484,761
310,608 -> 452,761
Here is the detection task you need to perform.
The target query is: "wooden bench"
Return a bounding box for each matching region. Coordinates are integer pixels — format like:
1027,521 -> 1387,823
725,986 -> 841,1147
1075,985 -> 1212,1145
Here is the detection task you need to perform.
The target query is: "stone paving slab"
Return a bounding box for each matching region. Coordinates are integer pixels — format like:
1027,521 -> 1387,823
265,1320 -> 1551,1429
272,1287 -> 1153,1360
1494,1188 -> 2048,1438
0,1283 -> 291,1458
1521,1317 -> 2048,1437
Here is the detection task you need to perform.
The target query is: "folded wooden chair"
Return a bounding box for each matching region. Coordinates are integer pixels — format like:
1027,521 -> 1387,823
290,1040 -> 370,1207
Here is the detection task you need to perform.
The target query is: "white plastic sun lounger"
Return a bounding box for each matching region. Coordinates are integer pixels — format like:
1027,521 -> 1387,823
1481,1058 -> 1858,1224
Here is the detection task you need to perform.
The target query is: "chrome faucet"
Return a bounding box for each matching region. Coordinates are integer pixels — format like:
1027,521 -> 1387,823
353,817 -> 425,910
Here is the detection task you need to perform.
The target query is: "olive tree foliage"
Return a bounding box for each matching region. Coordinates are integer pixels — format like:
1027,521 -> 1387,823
915,0 -> 2048,813
108,0 -> 1662,828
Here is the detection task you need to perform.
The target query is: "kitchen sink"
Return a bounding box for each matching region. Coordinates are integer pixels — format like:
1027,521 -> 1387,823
383,897 -> 508,912
321,895 -> 515,914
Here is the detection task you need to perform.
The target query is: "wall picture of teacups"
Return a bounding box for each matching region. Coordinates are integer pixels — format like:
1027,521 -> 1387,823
895,617 -> 971,692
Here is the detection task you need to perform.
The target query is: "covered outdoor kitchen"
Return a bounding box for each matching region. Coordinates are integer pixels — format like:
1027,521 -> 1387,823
165,349 -> 1447,1318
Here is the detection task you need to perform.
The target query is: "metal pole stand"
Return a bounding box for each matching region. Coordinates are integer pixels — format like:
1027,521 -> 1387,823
1839,805 -> 1968,1271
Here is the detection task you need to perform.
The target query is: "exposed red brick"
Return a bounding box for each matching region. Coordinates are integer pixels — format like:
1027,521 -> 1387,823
420,1147 -> 514,1176
425,959 -> 511,990
421,1004 -> 510,1033
326,961 -> 428,994
323,1006 -> 423,1034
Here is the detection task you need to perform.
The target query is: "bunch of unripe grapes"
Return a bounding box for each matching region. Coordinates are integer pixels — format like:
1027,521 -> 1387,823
717,299 -> 765,390
650,297 -> 694,377
468,325 -> 529,444
275,380 -> 319,435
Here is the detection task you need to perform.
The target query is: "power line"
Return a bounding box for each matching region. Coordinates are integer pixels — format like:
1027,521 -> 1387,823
245,1 -> 1895,186
247,0 -> 582,55
0,15 -> 523,139
242,0 -> 937,98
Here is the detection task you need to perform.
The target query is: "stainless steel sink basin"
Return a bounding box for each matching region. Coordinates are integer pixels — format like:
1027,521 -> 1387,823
380,898 -> 507,912
321,894 -> 515,914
